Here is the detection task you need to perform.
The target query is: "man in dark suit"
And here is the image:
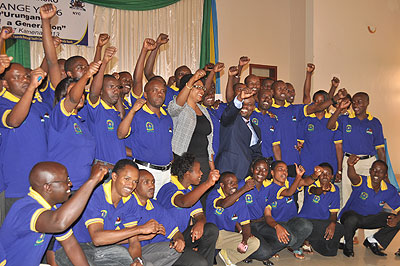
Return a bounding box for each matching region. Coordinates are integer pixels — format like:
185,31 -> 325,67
215,84 -> 262,180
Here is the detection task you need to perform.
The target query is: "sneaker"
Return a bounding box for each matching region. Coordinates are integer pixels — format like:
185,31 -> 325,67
218,249 -> 237,266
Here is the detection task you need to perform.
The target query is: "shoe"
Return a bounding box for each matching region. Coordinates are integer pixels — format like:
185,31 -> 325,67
343,247 -> 354,257
218,249 -> 237,266
262,259 -> 274,266
242,258 -> 252,263
363,239 -> 387,256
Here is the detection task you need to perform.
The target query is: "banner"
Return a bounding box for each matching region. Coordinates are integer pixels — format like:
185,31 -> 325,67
0,0 -> 94,46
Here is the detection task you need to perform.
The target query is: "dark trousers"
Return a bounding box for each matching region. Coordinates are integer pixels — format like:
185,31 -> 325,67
306,219 -> 344,256
173,222 -> 218,266
340,210 -> 400,250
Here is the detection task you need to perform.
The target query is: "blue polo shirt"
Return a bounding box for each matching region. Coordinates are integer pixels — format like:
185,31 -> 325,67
206,187 -> 250,232
265,177 -> 302,222
269,100 -> 306,164
0,243 -> 5,266
164,85 -> 180,107
47,99 -> 96,189
0,90 -> 49,197
251,108 -> 281,159
338,112 -> 385,155
130,193 -> 179,247
39,79 -> 56,109
157,176 -> 204,232
87,97 -> 126,164
205,102 -> 227,156
123,95 -> 132,111
297,112 -> 342,175
339,175 -> 400,218
298,180 -> 340,220
125,104 -> 173,165
238,176 -> 273,220
0,188 -> 73,266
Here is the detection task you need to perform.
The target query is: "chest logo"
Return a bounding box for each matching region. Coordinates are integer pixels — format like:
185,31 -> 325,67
101,210 -> 108,218
379,201 -> 385,207
252,118 -> 259,126
286,197 -> 293,204
146,122 -> 154,133
291,116 -> 297,122
34,233 -> 46,246
106,119 -> 114,131
360,192 -> 369,200
346,124 -> 352,133
312,195 -> 320,204
231,214 -> 239,221
307,124 -> 315,132
271,201 -> 278,208
215,207 -> 224,215
73,123 -> 83,134
269,126 -> 275,132
115,216 -> 121,227
245,194 -> 253,204
366,128 -> 373,135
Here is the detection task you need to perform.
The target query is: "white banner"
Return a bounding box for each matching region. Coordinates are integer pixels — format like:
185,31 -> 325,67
0,0 -> 94,46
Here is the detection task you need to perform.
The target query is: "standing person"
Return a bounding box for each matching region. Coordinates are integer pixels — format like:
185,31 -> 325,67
215,85 -> 262,180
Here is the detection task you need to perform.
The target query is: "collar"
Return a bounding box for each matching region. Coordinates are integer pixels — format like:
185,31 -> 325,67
217,187 -> 226,198
142,104 -> 167,116
307,110 -> 331,119
349,111 -> 373,121
1,89 -> 20,103
103,180 -> 132,205
272,178 -> 290,188
314,180 -> 336,192
28,187 -> 53,210
100,99 -> 117,111
245,176 -> 271,188
171,175 -> 192,191
170,84 -> 179,92
367,176 -> 387,191
254,108 -> 261,113
0,87 -> 6,96
132,192 -> 154,210
271,98 -> 290,108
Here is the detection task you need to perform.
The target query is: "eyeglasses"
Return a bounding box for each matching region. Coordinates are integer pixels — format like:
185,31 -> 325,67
46,177 -> 72,186
193,85 -> 206,91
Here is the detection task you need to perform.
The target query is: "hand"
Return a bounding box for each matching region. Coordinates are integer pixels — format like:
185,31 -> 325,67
228,66 -> 239,77
85,61 -> 102,79
239,56 -> 250,66
29,67 -> 47,90
347,154 -> 360,166
97,33 -> 110,48
132,98 -> 146,112
192,69 -> 206,82
324,222 -> 336,240
167,76 -> 176,87
52,36 -> 62,48
191,222 -> 204,242
102,46 -> 117,63
170,239 -> 185,252
213,99 -> 221,109
0,27 -> 14,40
243,178 -> 255,192
112,72 -> 120,80
387,215 -> 399,227
89,162 -> 108,184
312,166 -> 324,180
275,224 -> 290,244
334,88 -> 347,101
131,259 -> 143,266
237,241 -> 248,253
143,38 -> 157,51
140,219 -> 165,235
204,63 -> 215,72
295,163 -> 305,177
321,181 -> 332,192
206,169 -> 220,187
213,62 -> 225,73
156,33 -> 169,45
0,55 -> 12,75
337,98 -> 351,110
331,77 -> 340,88
238,87 -> 255,101
294,141 -> 303,151
306,63 -> 315,73
40,4 -> 57,20
335,172 -> 342,183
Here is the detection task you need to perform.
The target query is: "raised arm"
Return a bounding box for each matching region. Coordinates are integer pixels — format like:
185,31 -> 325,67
225,66 -> 239,102
0,26 -> 13,53
216,178 -> 254,208
346,154 -> 362,185
328,77 -> 340,99
221,88 -> 255,126
175,69 -> 206,106
236,56 -> 250,84
0,54 -> 12,75
144,33 -> 169,80
94,33 -> 110,63
39,36 -> 61,75
117,98 -> 146,139
6,68 -> 46,128
279,164 -> 306,197
327,98 -> 350,130
306,88 -> 348,116
302,63 -> 315,104
204,62 -> 224,90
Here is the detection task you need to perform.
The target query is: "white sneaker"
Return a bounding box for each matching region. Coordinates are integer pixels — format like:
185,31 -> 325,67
218,249 -> 237,266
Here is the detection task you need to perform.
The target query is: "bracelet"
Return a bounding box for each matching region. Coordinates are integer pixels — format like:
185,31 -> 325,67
234,75 -> 240,79
133,257 -> 143,264
337,170 -> 342,174
185,83 -> 193,90
274,224 -> 279,229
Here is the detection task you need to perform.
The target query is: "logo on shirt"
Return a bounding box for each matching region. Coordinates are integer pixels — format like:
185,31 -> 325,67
73,123 -> 83,134
106,119 -> 115,131
146,122 -> 154,133
291,116 -> 297,122
360,192 -> 369,200
115,216 -> 121,227
215,207 -> 224,215
269,126 -> 275,132
245,194 -> 253,204
271,201 -> 278,208
252,118 -> 259,126
346,124 -> 352,133
101,210 -> 108,218
231,214 -> 239,221
379,201 -> 385,207
312,195 -> 321,204
366,128 -> 373,135
307,124 -> 315,132
286,197 -> 293,204
34,233 -> 46,246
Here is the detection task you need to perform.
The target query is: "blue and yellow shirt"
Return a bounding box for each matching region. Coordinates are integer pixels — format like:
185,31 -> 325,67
164,85 -> 180,107
39,79 -> 56,110
206,102 -> 227,156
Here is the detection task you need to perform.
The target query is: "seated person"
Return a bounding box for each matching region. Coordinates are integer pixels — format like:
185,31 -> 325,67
0,161 -> 108,266
264,161 -> 314,260
54,159 -> 165,265
206,172 -> 262,266
157,153 -> 219,266
339,155 -> 400,257
298,163 -> 344,256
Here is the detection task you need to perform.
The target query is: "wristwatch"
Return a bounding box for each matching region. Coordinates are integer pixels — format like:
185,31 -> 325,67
133,257 -> 144,264
337,170 -> 342,174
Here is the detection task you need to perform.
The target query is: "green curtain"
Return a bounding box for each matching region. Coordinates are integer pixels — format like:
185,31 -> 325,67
5,39 -> 31,69
199,0 -> 211,69
82,0 -> 180,11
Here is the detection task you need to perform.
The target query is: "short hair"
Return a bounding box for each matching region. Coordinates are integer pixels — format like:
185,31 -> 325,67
148,75 -> 166,84
262,77 -> 275,87
233,83 -> 244,92
250,157 -> 270,170
178,74 -> 205,91
0,63 -> 17,80
54,77 -> 76,107
318,162 -> 334,174
271,80 -> 285,91
64,55 -> 86,73
270,160 -> 287,171
119,71 -> 131,76
244,74 -> 258,85
312,90 -> 329,102
171,153 -> 196,181
371,160 -> 388,172
112,159 -> 138,174
220,171 -> 236,183
353,92 -> 369,102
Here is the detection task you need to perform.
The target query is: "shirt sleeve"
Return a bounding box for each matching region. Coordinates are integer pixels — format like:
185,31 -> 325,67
386,186 -> 400,213
373,119 -> 385,150
50,99 -> 72,132
86,95 -> 100,123
83,197 -> 104,228
329,188 -> 340,212
0,101 -> 14,129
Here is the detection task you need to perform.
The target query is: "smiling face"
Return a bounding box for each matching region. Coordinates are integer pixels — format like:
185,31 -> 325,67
369,161 -> 388,188
258,89 -> 273,111
245,75 -> 261,95
271,162 -> 288,186
185,161 -> 203,186
189,80 -> 205,103
272,81 -> 287,102
286,83 -> 295,103
240,97 -> 256,119
113,164 -> 139,198
48,165 -> 72,204
202,84 -> 216,107
318,166 -> 333,185
119,72 -> 133,95
220,174 -> 238,197
352,93 -> 369,116
251,160 -> 269,184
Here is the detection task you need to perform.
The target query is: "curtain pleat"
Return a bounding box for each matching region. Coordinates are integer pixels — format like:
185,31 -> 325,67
6,39 -> 31,68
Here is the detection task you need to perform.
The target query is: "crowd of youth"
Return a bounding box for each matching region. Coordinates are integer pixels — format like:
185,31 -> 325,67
0,3 -> 399,266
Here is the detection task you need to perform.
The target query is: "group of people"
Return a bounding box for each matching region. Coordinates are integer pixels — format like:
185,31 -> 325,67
0,3 -> 399,266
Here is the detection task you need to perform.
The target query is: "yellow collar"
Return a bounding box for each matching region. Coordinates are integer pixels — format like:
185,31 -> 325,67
0,87 -> 6,96
103,180 -> 132,205
142,104 -> 167,116
272,178 -> 290,188
254,108 -> 261,113
314,180 -> 336,192
307,110 -> 331,119
367,176 -> 387,191
100,99 -> 117,111
245,176 -> 271,188
28,187 -> 53,210
217,187 -> 226,198
1,89 -> 20,103
132,192 -> 154,210
171,175 -> 192,190
349,111 -> 373,121
271,98 -> 290,108
170,84 -> 179,92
